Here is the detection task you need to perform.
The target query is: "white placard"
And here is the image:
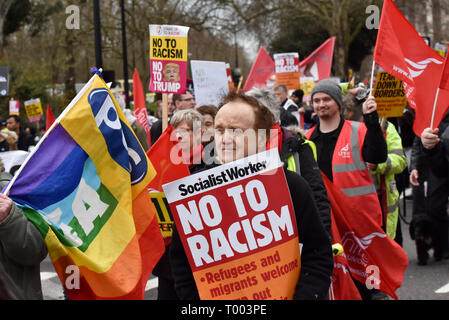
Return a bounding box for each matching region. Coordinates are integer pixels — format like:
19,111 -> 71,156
190,60 -> 229,107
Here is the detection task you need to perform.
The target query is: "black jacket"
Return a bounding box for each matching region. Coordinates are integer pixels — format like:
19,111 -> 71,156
416,111 -> 449,177
279,128 -> 331,240
169,166 -> 333,300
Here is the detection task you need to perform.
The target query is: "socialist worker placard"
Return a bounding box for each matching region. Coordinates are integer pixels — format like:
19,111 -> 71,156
149,24 -> 189,94
163,149 -> 301,300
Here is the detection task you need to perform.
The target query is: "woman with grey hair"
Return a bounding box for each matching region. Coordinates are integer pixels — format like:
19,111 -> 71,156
246,87 -> 281,123
170,109 -> 205,166
247,87 -> 332,239
153,109 -> 210,301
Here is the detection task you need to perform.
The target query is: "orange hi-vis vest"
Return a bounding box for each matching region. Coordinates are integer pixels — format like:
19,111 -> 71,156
306,120 -> 383,226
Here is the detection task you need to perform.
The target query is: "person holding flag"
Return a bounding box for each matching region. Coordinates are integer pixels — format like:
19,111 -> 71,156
3,70 -> 165,300
0,162 -> 47,299
305,79 -> 390,299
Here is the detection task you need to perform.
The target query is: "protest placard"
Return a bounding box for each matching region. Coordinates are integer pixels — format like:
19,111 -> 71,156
149,25 -> 189,94
24,98 -> 43,123
274,53 -> 300,90
300,76 -> 316,103
163,149 -> 301,300
191,60 -> 229,107
226,63 -> 235,91
373,71 -> 408,118
9,100 -> 19,115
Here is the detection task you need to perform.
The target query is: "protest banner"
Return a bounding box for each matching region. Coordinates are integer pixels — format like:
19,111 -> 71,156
149,24 -> 189,95
300,77 -> 316,103
274,52 -> 300,90
9,99 -> 19,115
0,150 -> 29,173
163,149 -> 301,300
191,60 -> 229,107
24,98 -> 43,123
226,63 -> 235,91
373,72 -> 408,118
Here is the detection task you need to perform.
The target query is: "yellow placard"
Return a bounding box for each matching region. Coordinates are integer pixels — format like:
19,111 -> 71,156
373,72 -> 408,118
24,98 -> 43,122
150,36 -> 188,62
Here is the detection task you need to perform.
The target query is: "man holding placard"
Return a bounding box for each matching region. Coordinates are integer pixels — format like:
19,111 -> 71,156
165,92 -> 333,300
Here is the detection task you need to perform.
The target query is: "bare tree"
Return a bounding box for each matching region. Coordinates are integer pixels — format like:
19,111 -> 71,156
0,0 -> 14,59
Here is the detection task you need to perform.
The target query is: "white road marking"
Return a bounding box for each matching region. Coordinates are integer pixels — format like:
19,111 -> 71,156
435,282 -> 449,293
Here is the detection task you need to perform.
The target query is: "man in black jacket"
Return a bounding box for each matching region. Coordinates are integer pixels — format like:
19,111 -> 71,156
169,91 -> 333,300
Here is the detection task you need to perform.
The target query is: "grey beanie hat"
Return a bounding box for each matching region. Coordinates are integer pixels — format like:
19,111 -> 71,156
311,79 -> 343,109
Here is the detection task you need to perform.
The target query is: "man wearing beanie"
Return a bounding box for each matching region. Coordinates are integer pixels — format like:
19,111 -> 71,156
305,78 -> 388,300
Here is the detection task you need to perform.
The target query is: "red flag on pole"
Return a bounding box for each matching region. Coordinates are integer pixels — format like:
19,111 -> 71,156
299,37 -> 335,81
133,68 -> 151,145
243,46 -> 275,92
373,0 -> 449,135
439,54 -> 449,91
45,104 -> 55,131
329,217 -> 362,300
322,173 -> 408,300
146,125 -> 190,245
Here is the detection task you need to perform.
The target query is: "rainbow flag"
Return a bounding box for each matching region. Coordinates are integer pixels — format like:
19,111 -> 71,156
6,74 -> 164,299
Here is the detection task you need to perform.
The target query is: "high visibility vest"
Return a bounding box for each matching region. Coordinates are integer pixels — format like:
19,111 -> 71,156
286,139 -> 317,174
370,121 -> 408,239
306,120 -> 383,226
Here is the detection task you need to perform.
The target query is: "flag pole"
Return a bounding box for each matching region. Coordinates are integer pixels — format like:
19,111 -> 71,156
430,87 -> 440,130
369,59 -> 376,96
3,72 -> 98,195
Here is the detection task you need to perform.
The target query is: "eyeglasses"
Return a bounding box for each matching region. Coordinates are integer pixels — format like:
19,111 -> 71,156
180,98 -> 195,102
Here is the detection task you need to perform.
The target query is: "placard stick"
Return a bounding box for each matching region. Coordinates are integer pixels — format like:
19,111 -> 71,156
236,75 -> 244,93
162,93 -> 168,131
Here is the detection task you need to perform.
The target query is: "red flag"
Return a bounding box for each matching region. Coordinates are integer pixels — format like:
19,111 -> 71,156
133,68 -> 151,145
147,125 -> 190,245
45,104 -> 55,131
299,37 -> 335,81
329,217 -> 362,300
439,54 -> 449,91
322,173 -> 408,300
373,0 -> 449,135
243,46 -> 275,92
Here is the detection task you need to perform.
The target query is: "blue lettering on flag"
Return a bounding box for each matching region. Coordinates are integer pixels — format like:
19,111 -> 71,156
88,88 -> 147,185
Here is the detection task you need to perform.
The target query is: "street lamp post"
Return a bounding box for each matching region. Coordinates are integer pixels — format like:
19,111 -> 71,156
121,0 -> 130,108
93,0 -> 103,69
